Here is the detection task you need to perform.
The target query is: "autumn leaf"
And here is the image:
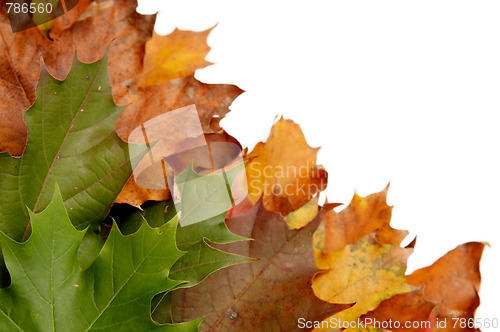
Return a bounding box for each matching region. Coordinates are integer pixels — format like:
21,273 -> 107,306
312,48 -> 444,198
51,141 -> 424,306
166,200 -> 352,331
245,118 -> 328,215
0,10 -> 49,156
360,289 -> 435,332
114,26 -> 241,142
41,0 -> 156,91
313,185 -> 408,254
43,0 -> 155,108
311,188 -> 413,331
285,195 -> 320,229
8,0 -> 155,102
405,242 -> 484,331
312,236 -> 413,330
113,26 -> 243,206
115,76 -> 243,141
140,28 -> 213,86
0,185 -> 200,331
407,242 -> 483,314
115,176 -> 171,208
356,242 -> 484,332
312,189 -> 484,332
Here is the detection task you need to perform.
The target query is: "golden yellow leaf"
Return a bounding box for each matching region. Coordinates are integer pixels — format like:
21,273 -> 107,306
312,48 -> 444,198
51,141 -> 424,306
245,118 -> 327,215
312,237 -> 413,331
312,187 -> 408,255
139,29 -> 213,86
315,186 -> 409,254
311,188 -> 414,331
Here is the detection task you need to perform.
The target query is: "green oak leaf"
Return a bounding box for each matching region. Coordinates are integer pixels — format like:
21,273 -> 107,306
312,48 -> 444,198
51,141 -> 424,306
0,52 -> 142,243
0,185 -> 200,331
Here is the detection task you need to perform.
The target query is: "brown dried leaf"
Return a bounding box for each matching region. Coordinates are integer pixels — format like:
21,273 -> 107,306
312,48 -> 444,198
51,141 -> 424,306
114,75 -> 242,207
42,0 -> 155,97
313,186 -> 408,254
115,75 -> 243,141
114,176 -> 171,207
245,118 -> 328,215
0,11 -> 49,156
113,75 -> 243,206
168,200 -> 351,331
360,289 -> 435,332
406,242 -> 484,320
48,0 -> 95,38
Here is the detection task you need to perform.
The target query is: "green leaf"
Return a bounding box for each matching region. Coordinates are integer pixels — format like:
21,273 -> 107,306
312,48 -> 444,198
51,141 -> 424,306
171,212 -> 252,288
173,162 -> 244,227
151,215 -> 252,322
150,163 -> 253,289
109,200 -> 252,289
107,199 -> 254,324
0,185 -> 201,331
0,52 -> 141,242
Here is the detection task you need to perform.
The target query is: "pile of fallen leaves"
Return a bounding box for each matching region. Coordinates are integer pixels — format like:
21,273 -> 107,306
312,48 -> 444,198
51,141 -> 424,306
0,1 -> 484,331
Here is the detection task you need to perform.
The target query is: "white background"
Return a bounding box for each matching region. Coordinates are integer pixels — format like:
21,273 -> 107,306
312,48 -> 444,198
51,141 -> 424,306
138,0 -> 500,326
